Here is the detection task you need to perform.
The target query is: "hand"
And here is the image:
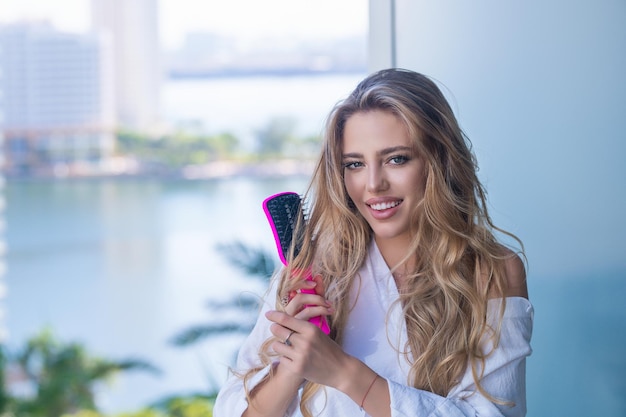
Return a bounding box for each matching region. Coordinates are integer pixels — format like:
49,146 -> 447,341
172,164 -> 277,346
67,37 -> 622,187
283,276 -> 332,318
265,310 -> 347,389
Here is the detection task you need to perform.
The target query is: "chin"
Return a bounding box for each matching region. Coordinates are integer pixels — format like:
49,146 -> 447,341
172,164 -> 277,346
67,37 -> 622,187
371,227 -> 409,242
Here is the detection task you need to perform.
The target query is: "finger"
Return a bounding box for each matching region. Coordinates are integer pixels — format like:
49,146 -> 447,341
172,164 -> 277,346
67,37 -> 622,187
266,310 -> 310,334
271,340 -> 298,365
291,279 -> 317,293
282,280 -> 316,307
294,305 -> 333,322
285,292 -> 329,315
311,274 -> 326,296
268,323 -> 295,341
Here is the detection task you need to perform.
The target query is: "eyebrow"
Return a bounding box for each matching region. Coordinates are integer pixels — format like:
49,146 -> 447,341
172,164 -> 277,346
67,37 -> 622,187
342,145 -> 413,159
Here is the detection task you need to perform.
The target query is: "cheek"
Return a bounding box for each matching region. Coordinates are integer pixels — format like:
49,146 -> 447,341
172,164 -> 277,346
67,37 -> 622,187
402,165 -> 428,201
343,173 -> 359,200
414,160 -> 428,185
414,168 -> 427,193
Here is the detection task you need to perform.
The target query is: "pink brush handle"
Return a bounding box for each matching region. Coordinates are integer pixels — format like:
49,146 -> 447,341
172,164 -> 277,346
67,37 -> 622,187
301,275 -> 331,335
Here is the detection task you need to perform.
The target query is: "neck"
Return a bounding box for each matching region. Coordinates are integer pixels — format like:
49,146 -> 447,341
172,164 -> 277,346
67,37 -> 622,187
374,234 -> 416,286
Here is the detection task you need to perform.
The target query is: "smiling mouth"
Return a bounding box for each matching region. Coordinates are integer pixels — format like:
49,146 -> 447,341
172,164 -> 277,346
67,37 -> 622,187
368,200 -> 402,211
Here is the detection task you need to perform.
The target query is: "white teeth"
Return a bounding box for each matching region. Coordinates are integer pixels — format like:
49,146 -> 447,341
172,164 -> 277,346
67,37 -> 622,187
369,201 -> 401,211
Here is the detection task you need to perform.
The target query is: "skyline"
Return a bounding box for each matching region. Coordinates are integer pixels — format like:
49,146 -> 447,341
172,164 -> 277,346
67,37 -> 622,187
0,0 -> 368,49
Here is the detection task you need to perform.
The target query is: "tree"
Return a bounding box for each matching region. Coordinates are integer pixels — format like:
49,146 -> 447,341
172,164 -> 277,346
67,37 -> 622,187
60,396 -> 215,417
115,129 -> 241,171
8,328 -> 160,417
254,117 -> 297,157
0,345 -> 16,414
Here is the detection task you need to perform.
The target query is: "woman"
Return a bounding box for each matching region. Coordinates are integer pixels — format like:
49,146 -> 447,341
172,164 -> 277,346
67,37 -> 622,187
214,68 -> 533,417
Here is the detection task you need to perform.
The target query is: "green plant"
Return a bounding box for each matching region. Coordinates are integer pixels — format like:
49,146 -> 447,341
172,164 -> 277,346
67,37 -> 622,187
8,328 -> 160,417
149,395 -> 214,417
116,129 -> 240,169
0,345 -> 16,414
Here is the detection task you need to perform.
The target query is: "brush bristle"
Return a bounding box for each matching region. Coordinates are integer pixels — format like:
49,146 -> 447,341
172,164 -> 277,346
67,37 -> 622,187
263,192 -> 304,264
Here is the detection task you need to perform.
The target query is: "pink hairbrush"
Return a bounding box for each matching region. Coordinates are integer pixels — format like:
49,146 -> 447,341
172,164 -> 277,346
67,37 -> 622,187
262,192 -> 330,334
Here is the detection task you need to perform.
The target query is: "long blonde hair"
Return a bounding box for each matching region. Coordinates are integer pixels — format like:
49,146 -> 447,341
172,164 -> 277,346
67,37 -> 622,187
243,68 -> 524,416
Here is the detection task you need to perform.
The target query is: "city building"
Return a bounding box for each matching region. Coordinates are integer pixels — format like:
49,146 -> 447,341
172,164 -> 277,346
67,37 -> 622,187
91,0 -> 162,131
0,48 -> 4,341
0,22 -> 115,177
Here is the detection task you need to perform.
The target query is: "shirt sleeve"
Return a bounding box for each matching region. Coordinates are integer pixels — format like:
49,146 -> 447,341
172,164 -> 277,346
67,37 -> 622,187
213,277 -> 300,417
387,297 -> 534,417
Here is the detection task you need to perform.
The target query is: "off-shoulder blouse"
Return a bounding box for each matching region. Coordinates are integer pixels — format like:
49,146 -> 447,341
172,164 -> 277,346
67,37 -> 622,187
214,241 -> 533,417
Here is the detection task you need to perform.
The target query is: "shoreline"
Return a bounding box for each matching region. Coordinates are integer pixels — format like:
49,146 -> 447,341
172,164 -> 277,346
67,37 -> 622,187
2,159 -> 316,182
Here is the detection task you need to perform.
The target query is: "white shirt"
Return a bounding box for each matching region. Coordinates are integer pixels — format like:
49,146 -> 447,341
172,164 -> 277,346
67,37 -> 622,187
214,241 -> 534,417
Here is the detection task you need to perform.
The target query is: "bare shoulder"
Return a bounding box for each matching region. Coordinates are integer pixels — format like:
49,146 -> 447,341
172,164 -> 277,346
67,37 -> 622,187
501,248 -> 529,299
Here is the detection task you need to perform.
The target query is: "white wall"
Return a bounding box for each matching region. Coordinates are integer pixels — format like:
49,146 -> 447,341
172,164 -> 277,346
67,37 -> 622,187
368,1 -> 626,415
369,0 -> 626,279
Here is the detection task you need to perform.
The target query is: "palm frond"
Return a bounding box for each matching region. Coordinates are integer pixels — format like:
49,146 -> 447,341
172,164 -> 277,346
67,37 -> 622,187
169,323 -> 253,347
205,293 -> 261,310
215,241 -> 276,280
89,358 -> 161,380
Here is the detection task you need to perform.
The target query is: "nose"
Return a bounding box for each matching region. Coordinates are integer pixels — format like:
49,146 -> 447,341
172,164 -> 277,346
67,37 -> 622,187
366,165 -> 388,193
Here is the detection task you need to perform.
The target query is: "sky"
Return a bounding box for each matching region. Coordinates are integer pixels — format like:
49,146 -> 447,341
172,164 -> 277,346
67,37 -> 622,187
0,0 -> 368,49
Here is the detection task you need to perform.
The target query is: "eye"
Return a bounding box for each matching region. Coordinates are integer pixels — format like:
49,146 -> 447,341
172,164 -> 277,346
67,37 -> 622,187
388,155 -> 410,165
343,161 -> 363,170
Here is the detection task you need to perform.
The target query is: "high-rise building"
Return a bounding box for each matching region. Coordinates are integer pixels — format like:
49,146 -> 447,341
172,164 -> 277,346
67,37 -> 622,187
0,39 -> 5,341
0,22 -> 116,176
91,0 -> 162,131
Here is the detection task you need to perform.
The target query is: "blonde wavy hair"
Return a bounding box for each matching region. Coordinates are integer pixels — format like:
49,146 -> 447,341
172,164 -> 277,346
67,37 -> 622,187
242,68 -> 524,416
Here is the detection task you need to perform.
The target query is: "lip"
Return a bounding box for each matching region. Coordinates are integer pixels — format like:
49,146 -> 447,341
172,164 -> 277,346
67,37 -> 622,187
365,197 -> 403,220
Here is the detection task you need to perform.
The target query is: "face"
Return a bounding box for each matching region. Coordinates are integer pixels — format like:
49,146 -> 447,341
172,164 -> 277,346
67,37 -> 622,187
342,110 -> 427,248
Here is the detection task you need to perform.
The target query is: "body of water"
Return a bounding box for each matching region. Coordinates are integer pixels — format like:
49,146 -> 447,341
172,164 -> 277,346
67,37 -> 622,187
4,177 -> 309,411
3,74 -> 626,416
